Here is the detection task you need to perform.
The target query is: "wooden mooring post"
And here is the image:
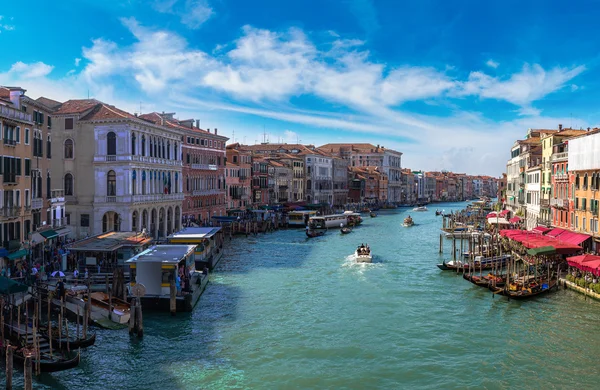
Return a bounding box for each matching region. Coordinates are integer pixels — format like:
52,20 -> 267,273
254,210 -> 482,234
136,301 -> 144,338
24,355 -> 32,390
170,278 -> 176,316
6,344 -> 13,390
129,299 -> 136,335
439,234 -> 443,254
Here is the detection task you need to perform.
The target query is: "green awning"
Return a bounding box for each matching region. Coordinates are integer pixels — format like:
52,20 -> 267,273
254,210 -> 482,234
0,277 -> 28,294
527,246 -> 556,256
6,249 -> 28,260
39,229 -> 58,239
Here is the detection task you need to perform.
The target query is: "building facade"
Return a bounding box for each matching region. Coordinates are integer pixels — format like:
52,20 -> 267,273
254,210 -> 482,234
226,144 -> 252,210
332,157 -> 349,207
525,166 -> 541,230
304,152 -> 333,205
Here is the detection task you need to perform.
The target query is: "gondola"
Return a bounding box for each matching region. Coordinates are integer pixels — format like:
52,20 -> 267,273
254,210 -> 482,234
306,230 -> 325,238
498,280 -> 558,300
12,348 -> 80,373
39,325 -> 97,349
370,212 -> 377,218
463,273 -> 506,288
435,210 -> 443,216
340,227 -> 352,234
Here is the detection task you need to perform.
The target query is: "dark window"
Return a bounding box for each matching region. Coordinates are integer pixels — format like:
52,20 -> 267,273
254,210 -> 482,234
107,170 -> 116,196
131,134 -> 136,155
46,136 -> 52,158
16,158 -> 21,176
66,213 -> 71,225
46,173 -> 51,199
64,139 -> 74,159
80,214 -> 89,227
64,173 -> 73,196
47,116 -> 52,128
141,135 -> 146,156
24,159 -> 30,176
107,132 -> 116,155
65,118 -> 74,130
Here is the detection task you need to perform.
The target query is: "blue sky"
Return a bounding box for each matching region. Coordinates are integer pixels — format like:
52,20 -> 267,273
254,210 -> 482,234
0,0 -> 597,175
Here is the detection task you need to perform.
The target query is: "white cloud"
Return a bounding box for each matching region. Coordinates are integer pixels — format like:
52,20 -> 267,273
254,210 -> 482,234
75,58 -> 81,67
283,130 -> 299,143
152,0 -> 213,29
8,61 -> 54,78
486,59 -> 499,68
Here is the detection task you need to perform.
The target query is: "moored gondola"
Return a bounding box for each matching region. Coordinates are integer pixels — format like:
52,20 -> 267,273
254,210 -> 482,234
306,229 -> 325,238
12,347 -> 80,373
39,325 -> 97,350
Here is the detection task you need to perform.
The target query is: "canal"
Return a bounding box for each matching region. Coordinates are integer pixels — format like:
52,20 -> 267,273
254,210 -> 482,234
3,202 -> 599,389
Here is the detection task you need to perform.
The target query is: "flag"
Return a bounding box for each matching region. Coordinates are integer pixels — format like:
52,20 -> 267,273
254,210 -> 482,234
163,173 -> 168,194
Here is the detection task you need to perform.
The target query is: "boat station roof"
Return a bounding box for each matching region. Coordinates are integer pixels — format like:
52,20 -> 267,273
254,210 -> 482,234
125,245 -> 196,264
68,231 -> 153,252
167,227 -> 221,240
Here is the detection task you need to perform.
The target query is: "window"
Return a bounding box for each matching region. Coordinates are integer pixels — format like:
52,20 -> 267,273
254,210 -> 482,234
66,213 -> 71,225
15,127 -> 20,143
47,116 -> 52,129
46,172 -> 51,199
65,118 -> 74,130
64,139 -> 74,159
107,132 -> 116,155
64,173 -> 74,196
141,135 -> 146,156
142,171 -> 146,195
16,158 -> 21,176
24,128 -> 29,145
80,214 -> 90,227
131,133 -> 136,155
132,170 -> 137,195
47,135 -> 51,158
107,170 -> 116,196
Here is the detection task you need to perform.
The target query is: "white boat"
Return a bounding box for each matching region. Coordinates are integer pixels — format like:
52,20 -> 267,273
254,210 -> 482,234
308,214 -> 348,229
403,216 -> 414,227
288,210 -> 317,227
413,206 -> 428,212
355,245 -> 372,263
53,290 -> 131,326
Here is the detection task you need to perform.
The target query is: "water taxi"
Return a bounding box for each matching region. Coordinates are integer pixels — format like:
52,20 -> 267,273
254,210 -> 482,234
403,216 -> 414,227
288,210 -> 317,227
308,214 -> 348,229
343,210 -> 363,226
413,206 -> 428,212
355,244 -> 372,263
167,227 -> 224,270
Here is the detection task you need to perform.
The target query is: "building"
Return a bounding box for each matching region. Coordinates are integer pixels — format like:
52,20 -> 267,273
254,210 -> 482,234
318,143 -> 402,202
567,130 -> 600,250
268,159 -> 292,204
0,87 -> 34,253
49,99 -> 184,239
525,165 -> 541,230
497,173 -> 507,203
332,157 -> 349,207
225,143 -> 252,210
277,154 -> 305,202
140,114 -> 228,225
251,157 -> 269,206
304,150 -> 333,205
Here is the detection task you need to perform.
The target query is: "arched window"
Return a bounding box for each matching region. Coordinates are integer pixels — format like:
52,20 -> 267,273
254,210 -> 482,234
64,139 -> 74,159
131,133 -> 136,155
175,172 -> 178,194
142,170 -> 147,195
153,137 -> 158,157
173,142 -> 178,160
149,136 -> 153,157
132,170 -> 137,196
167,141 -> 170,160
107,132 -> 116,156
107,170 -> 116,196
64,173 -> 73,196
141,135 -> 146,156
46,171 -> 51,199
162,139 -> 166,159
102,214 -> 108,232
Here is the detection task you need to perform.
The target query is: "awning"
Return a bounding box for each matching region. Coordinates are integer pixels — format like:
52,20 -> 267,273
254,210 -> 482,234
558,231 -> 591,246
6,249 -> 28,260
566,254 -> 600,276
0,277 -> 28,294
509,216 -> 522,223
532,226 -> 551,234
55,227 -> 71,237
39,229 -> 58,239
500,210 -> 510,216
486,212 -> 498,218
527,246 -> 556,256
547,228 -> 567,238
487,217 -> 510,225
30,232 -> 45,246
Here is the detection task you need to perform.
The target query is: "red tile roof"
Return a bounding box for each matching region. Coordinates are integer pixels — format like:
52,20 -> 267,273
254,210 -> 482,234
139,112 -> 211,134
79,103 -> 138,121
53,99 -> 101,115
35,96 -> 62,110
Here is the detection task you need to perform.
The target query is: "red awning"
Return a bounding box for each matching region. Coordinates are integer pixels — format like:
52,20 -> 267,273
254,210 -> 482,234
500,229 -> 582,254
566,254 -> 600,275
509,216 -> 521,223
558,231 -> 591,245
532,226 -> 551,234
547,228 -> 567,238
487,212 -> 498,218
500,210 -> 510,216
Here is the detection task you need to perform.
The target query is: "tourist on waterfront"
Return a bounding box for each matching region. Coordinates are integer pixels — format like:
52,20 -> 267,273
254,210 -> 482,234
56,279 -> 66,300
84,268 -> 89,279
176,274 -> 181,295
73,268 -> 79,278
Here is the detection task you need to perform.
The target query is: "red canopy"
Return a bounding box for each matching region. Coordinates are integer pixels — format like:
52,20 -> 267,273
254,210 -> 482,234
532,226 -> 551,234
500,229 -> 582,254
500,210 -> 510,216
487,212 -> 498,218
558,231 -> 591,245
547,228 -> 567,238
509,216 -> 521,223
566,254 -> 600,276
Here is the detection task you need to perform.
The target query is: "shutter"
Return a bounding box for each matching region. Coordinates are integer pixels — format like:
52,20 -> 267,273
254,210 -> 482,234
25,159 -> 30,176
16,128 -> 20,143
48,116 -> 52,128
39,113 -> 44,125
16,158 -> 21,176
0,189 -> 3,208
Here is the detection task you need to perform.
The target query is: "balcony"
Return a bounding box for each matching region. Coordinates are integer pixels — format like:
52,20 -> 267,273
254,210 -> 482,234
192,189 -> 223,196
51,189 -> 65,203
550,198 -> 568,208
3,174 -> 17,185
551,152 -> 568,162
106,196 -> 117,203
31,197 -> 43,209
94,154 -> 183,166
1,206 -> 19,218
540,199 -> 550,207
3,139 -> 16,147
554,172 -> 568,181
0,105 -> 32,122
132,193 -> 184,203
191,163 -> 218,170
52,217 -> 67,228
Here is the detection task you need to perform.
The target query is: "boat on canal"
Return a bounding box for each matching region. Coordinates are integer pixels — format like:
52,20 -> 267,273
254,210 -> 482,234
370,211 -> 377,218
463,272 -> 506,288
413,206 -> 428,212
288,210 -> 317,227
490,279 -> 558,299
52,288 -> 131,326
167,227 -> 225,270
340,226 -> 352,234
39,324 -> 97,350
437,254 -> 511,271
403,216 -> 414,227
355,244 -> 372,263
306,229 -> 326,238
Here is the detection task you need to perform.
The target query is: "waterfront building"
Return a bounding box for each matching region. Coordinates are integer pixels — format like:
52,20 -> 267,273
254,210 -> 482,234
525,165 -> 541,230
303,150 -> 333,205
276,154 -> 305,202
540,125 -> 587,226
140,114 -> 228,225
424,173 -> 437,201
267,159 -> 292,204
497,173 -> 507,203
225,162 -> 241,210
318,143 -> 402,203
225,143 -> 252,210
332,157 -> 349,207
567,130 -> 600,250
348,166 -> 387,202
251,157 -> 270,206
400,169 -> 417,203
0,87 -> 34,254
48,99 -> 184,239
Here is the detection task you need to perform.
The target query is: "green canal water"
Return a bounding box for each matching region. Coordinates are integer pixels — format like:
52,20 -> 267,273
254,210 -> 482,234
3,202 -> 600,389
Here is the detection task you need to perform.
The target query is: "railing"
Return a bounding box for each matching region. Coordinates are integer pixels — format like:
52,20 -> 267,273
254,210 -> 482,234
106,155 -> 117,162
551,152 -> 568,161
31,198 -> 43,209
540,199 -> 550,207
3,174 -> 17,184
94,155 -> 183,166
132,193 -> 185,203
106,196 -> 117,203
52,218 -> 67,228
191,163 -> 218,170
0,105 -> 32,122
192,189 -> 223,196
1,206 -> 19,218
3,138 -> 16,147
550,198 -> 568,208
554,172 -> 568,180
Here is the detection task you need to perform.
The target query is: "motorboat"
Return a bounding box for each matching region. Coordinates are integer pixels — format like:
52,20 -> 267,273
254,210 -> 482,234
413,206 -> 428,212
355,244 -> 372,263
306,229 -> 326,238
340,227 -> 352,234
370,211 -> 377,218
403,216 -> 414,227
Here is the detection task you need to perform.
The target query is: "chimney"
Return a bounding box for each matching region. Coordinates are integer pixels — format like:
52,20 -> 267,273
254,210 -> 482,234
588,127 -> 591,132
214,128 -> 218,135
196,120 -> 200,128
9,88 -> 24,110
558,124 -> 562,131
